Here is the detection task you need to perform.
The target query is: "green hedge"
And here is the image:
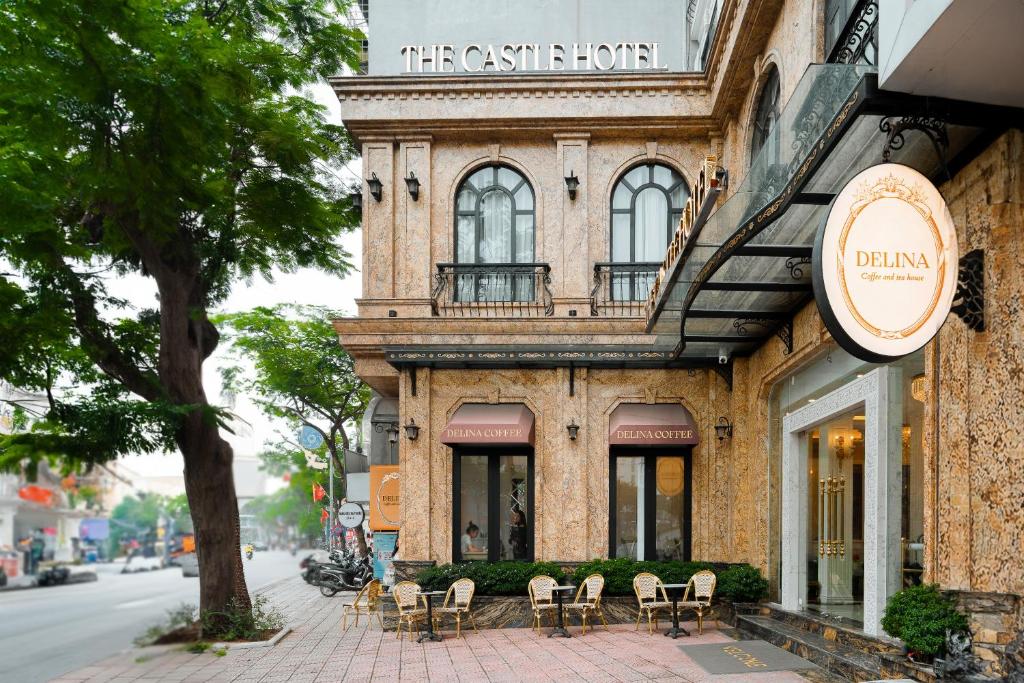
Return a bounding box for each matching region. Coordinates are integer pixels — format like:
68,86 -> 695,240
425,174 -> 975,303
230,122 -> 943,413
881,584 -> 969,657
571,559 -> 713,596
416,559 -> 769,602
416,561 -> 566,596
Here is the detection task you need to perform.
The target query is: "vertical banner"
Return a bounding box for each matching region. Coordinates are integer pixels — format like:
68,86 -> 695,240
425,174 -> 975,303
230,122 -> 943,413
369,465 -> 400,531
372,531 -> 398,581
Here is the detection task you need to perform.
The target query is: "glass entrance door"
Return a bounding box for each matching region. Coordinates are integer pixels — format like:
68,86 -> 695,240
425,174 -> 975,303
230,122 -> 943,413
610,452 -> 691,561
453,451 -> 533,562
805,408 -> 865,623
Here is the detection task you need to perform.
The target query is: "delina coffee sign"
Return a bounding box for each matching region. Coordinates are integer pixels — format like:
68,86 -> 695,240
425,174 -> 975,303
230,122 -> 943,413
813,163 -> 959,362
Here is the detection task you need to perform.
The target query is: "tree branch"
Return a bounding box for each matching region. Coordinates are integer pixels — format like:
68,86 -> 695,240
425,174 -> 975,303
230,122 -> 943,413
55,263 -> 162,402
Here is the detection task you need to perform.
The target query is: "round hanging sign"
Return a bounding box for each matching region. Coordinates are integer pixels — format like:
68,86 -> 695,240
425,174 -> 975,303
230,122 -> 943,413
813,163 -> 959,363
337,502 -> 365,529
298,425 -> 324,450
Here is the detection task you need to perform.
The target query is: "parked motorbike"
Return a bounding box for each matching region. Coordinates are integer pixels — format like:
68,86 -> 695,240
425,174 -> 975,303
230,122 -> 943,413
37,565 -> 70,587
316,550 -> 373,597
244,544 -> 254,560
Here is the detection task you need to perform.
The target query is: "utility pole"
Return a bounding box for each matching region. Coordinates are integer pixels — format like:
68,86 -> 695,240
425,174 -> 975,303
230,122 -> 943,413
328,450 -> 334,551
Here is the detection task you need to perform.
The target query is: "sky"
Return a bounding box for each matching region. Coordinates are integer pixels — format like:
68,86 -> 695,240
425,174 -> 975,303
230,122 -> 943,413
112,80 -> 364,493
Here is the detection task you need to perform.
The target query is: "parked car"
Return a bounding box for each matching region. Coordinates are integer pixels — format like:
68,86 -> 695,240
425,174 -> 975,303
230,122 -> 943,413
178,552 -> 199,577
122,555 -> 164,573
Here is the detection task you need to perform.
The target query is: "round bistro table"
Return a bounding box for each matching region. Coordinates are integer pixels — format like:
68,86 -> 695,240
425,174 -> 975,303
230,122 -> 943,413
416,590 -> 447,643
662,583 -> 691,638
549,586 -> 575,638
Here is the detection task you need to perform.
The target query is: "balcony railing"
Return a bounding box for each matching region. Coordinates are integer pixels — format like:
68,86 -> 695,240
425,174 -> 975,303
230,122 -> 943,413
432,263 -> 554,317
591,262 -> 660,316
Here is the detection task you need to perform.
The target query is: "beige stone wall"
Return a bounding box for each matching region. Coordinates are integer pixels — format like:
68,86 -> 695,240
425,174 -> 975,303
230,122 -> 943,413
396,365 -> 748,564
358,134 -> 714,314
926,130 -> 1024,599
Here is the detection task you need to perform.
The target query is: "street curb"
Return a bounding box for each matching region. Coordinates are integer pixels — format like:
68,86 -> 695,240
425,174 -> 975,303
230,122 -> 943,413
211,624 -> 294,651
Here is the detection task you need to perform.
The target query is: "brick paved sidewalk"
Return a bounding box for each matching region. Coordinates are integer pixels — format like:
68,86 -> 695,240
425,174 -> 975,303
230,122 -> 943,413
53,577 -> 826,682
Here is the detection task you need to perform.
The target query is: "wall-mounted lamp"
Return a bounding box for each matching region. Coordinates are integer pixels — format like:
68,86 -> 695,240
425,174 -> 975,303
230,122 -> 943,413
385,422 -> 399,445
367,172 -> 383,202
349,188 -> 363,212
714,417 -> 733,442
713,167 -> 729,189
566,418 -> 580,441
404,171 -> 420,201
403,418 -> 420,441
564,171 -> 580,200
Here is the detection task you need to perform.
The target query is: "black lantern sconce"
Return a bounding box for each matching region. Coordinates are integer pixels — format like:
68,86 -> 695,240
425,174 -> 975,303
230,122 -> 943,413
404,171 -> 420,201
366,172 -> 383,202
403,418 -> 420,441
715,417 -> 733,442
566,418 -> 580,441
564,171 -> 580,200
349,188 -> 363,212
385,422 -> 399,445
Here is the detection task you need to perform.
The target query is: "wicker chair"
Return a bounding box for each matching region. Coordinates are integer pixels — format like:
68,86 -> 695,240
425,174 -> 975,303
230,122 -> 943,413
678,569 -> 717,635
633,572 -> 672,634
528,575 -> 561,634
392,581 -> 427,640
564,573 -> 608,635
433,578 -> 479,638
342,579 -> 383,630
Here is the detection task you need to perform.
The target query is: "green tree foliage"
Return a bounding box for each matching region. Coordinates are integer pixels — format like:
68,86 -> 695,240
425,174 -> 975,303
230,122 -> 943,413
243,452 -> 330,542
109,492 -> 193,552
0,0 -> 362,621
220,305 -> 369,549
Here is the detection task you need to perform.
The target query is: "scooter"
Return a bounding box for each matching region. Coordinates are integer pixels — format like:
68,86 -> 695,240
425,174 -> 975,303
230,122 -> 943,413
244,544 -> 254,560
316,551 -> 372,597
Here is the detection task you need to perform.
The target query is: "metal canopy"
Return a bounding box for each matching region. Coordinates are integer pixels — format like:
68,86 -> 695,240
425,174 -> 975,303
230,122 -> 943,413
646,63 -> 1022,361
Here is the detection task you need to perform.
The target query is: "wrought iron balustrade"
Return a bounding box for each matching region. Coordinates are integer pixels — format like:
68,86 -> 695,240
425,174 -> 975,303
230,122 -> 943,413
827,0 -> 877,66
432,263 -> 553,317
591,262 -> 661,316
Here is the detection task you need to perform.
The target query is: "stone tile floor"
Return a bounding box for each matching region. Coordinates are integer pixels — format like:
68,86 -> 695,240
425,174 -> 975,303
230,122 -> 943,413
52,577 -> 824,682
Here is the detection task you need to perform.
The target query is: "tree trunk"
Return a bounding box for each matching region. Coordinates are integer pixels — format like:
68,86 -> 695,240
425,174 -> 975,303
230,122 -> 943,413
156,268 -> 250,632
180,413 -> 251,625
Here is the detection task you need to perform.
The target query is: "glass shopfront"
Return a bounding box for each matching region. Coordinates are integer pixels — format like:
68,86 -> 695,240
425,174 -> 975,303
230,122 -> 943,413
609,450 -> 692,561
452,449 -> 533,562
771,347 -> 925,631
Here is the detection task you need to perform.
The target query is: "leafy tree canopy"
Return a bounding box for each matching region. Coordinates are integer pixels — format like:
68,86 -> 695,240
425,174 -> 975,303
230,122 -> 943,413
0,0 -> 361,470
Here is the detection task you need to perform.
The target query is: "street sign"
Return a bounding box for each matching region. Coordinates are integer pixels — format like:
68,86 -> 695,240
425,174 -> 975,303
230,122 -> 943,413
303,449 -> 327,470
298,425 -> 324,450
337,502 -> 365,528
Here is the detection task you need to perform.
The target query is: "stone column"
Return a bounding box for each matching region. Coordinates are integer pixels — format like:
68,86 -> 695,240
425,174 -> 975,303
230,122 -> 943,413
361,139 -> 396,300
397,137 -> 432,304
554,133 -> 590,310
863,366 -> 903,635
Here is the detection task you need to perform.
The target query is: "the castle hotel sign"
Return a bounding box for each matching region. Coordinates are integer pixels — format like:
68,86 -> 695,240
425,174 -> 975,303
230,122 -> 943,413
369,0 -> 687,76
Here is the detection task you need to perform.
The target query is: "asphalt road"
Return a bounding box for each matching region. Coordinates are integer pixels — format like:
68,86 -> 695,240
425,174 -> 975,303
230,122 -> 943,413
0,550 -> 305,683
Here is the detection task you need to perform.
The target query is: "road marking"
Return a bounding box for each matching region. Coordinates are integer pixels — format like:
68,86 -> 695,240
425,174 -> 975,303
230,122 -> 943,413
115,598 -> 158,609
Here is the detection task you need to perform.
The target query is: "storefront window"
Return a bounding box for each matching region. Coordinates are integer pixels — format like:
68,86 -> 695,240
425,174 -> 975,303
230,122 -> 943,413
767,347 -> 926,609
453,451 -> 533,562
751,65 -> 780,164
610,452 -> 691,561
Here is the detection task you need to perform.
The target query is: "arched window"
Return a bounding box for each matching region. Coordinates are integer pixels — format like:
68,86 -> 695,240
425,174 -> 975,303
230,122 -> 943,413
609,163 -> 689,300
455,165 -> 534,264
454,165 -> 535,301
751,66 -> 781,164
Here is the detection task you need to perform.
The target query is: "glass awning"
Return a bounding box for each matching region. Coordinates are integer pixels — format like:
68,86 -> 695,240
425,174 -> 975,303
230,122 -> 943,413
647,62 -> 1016,360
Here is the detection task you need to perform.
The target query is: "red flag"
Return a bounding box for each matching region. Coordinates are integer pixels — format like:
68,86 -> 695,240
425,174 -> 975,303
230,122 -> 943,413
312,482 -> 326,502
320,508 -> 329,524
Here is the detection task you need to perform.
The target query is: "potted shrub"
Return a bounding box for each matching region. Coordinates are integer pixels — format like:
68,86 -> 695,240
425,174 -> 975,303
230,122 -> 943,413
881,584 -> 970,665
715,564 -> 769,604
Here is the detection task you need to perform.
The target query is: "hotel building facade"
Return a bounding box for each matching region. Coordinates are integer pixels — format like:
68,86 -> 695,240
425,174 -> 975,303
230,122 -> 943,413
333,0 -> 1023,674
